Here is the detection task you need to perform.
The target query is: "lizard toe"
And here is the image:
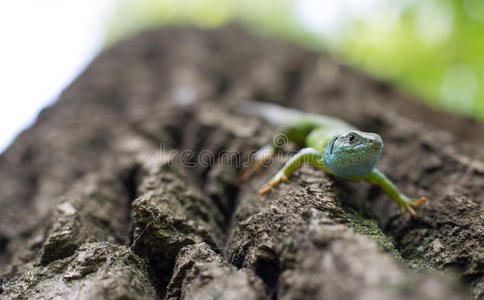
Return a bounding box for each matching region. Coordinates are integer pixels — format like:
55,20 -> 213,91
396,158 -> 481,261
410,197 -> 427,207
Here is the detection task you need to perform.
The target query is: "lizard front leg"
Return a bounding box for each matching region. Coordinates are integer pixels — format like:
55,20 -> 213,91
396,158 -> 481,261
259,147 -> 323,196
355,169 -> 427,217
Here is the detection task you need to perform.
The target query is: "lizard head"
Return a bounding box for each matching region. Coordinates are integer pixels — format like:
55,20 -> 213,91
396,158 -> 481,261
325,130 -> 383,178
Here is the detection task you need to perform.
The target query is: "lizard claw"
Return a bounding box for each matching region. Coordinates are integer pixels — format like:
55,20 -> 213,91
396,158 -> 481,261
401,197 -> 428,218
410,197 -> 427,207
239,160 -> 263,183
239,145 -> 275,183
258,175 -> 288,198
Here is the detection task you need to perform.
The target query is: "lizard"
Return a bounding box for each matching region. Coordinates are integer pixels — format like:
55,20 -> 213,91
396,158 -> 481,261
236,101 -> 427,217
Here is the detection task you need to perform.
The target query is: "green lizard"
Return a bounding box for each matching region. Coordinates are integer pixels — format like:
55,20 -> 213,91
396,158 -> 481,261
237,101 -> 427,217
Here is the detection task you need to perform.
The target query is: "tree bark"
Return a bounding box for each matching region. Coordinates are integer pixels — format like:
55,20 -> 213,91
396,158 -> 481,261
0,27 -> 483,299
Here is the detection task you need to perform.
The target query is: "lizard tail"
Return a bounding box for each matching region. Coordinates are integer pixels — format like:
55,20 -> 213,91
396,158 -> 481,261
233,100 -> 304,126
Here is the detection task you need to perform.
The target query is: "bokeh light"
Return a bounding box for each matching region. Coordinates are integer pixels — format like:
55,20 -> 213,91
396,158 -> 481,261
0,0 -> 117,153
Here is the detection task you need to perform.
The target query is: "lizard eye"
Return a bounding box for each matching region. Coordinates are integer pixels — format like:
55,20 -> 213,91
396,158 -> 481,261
348,133 -> 356,143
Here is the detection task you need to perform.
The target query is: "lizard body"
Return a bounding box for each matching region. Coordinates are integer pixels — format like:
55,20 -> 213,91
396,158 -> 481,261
237,101 -> 426,217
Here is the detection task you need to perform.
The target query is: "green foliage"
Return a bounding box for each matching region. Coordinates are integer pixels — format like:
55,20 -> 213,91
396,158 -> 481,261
106,0 -> 324,49
106,0 -> 484,121
339,0 -> 484,120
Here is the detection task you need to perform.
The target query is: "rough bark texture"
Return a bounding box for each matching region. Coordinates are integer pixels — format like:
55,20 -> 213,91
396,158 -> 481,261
0,27 -> 483,299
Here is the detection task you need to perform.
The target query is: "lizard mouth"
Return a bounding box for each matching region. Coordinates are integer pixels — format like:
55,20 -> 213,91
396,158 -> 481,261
349,143 -> 378,151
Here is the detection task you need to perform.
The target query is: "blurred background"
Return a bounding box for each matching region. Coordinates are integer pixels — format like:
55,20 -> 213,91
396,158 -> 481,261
1,0 -> 483,154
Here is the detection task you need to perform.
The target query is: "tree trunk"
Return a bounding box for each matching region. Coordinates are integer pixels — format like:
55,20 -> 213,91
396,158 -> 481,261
0,27 -> 483,300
